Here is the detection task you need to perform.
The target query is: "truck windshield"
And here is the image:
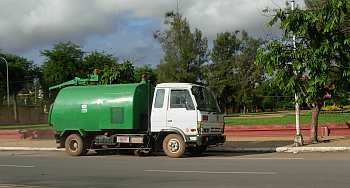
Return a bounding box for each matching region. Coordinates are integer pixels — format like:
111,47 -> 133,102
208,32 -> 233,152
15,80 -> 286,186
191,86 -> 220,113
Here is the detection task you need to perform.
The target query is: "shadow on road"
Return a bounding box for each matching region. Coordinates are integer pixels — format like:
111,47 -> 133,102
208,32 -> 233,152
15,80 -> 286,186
222,140 -> 294,148
86,140 -> 295,158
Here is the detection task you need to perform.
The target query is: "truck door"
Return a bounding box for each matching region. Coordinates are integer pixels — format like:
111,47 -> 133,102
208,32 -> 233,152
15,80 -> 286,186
150,88 -> 168,132
166,89 -> 197,133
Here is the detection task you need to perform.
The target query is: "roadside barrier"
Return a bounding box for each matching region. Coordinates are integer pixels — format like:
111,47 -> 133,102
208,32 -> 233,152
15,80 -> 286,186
224,124 -> 350,137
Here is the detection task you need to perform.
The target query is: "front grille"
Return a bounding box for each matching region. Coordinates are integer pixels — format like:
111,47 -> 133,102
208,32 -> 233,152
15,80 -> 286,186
201,128 -> 222,134
210,128 -> 222,133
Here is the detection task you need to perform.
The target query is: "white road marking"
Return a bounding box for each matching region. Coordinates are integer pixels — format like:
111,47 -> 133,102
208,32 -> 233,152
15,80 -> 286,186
0,184 -> 46,188
144,170 -> 277,175
0,164 -> 35,168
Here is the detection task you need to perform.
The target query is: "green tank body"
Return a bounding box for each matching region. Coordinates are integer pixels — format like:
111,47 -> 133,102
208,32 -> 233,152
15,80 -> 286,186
49,82 -> 149,133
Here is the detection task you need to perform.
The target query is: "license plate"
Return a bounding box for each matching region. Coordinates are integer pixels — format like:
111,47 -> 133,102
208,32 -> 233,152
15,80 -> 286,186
117,136 -> 130,143
130,136 -> 143,144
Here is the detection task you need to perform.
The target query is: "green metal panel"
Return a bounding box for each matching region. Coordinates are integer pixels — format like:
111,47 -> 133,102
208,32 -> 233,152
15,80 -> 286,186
49,82 -> 149,133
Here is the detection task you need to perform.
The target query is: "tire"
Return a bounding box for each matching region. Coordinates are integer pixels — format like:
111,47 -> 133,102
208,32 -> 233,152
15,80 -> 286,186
64,134 -> 87,156
188,145 -> 207,156
162,134 -> 186,158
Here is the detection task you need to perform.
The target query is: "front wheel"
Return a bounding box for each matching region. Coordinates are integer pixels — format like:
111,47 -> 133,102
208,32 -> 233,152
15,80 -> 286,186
162,134 -> 186,158
64,134 -> 87,156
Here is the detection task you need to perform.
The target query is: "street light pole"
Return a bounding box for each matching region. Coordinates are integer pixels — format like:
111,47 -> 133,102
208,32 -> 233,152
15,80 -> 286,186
291,0 -> 304,146
0,57 -> 10,108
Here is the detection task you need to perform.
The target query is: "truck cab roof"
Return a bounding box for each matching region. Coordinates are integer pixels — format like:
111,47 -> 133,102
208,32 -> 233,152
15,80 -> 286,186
156,83 -> 202,89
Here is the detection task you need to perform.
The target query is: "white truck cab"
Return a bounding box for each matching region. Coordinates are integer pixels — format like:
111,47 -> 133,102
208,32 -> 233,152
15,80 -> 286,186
151,83 -> 225,157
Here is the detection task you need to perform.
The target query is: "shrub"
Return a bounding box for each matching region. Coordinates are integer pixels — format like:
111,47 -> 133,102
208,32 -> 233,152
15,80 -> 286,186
321,105 -> 343,112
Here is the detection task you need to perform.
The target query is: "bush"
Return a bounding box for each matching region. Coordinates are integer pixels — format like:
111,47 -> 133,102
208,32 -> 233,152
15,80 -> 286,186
321,105 -> 343,112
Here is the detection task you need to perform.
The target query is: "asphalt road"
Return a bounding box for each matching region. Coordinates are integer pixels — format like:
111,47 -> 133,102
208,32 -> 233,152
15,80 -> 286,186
0,151 -> 349,188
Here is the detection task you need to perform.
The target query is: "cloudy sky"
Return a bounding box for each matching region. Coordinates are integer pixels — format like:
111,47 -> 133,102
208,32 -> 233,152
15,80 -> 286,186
0,0 -> 305,66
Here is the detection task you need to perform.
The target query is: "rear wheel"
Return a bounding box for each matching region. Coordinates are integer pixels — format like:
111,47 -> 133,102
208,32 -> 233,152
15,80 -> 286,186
162,134 -> 186,158
65,134 -> 87,156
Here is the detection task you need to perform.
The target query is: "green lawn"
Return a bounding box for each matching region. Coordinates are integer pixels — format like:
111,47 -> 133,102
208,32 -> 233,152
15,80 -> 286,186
0,124 -> 51,130
225,112 -> 350,125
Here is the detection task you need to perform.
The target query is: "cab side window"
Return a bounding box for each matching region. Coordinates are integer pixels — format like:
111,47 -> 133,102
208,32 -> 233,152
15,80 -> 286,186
154,89 -> 165,108
170,90 -> 195,110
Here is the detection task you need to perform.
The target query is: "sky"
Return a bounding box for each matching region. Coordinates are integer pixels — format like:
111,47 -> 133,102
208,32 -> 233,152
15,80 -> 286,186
0,0 -> 306,66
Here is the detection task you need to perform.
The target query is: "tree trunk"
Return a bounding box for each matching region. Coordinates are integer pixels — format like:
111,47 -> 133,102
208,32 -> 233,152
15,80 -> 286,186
310,103 -> 321,143
12,94 -> 18,122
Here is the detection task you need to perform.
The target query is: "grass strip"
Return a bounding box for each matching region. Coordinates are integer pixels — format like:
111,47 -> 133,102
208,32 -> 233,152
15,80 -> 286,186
225,112 -> 350,125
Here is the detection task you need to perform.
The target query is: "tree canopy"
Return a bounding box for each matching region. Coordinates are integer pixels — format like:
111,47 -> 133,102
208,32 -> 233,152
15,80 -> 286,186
256,0 -> 350,142
41,41 -> 84,88
0,52 -> 36,97
0,52 -> 37,120
41,42 -> 137,88
205,31 -> 265,113
100,60 -> 136,84
155,12 -> 208,83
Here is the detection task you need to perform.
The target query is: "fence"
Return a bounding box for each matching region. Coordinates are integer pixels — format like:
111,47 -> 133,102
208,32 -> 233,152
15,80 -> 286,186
0,105 -> 47,125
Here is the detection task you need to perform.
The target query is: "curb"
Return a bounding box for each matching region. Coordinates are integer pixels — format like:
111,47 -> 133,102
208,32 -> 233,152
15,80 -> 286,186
276,146 -> 350,153
0,147 -> 63,151
210,147 -> 350,153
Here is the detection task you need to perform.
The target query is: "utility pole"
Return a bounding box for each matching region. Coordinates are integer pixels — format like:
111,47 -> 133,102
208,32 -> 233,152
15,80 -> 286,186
291,0 -> 304,146
176,0 -> 179,14
0,57 -> 10,108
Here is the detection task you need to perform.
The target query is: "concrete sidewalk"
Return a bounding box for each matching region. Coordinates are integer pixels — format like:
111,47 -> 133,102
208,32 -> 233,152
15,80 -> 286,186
1,136 -> 350,153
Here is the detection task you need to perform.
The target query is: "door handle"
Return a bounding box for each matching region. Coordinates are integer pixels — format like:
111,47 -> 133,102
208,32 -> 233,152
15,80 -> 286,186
168,120 -> 172,122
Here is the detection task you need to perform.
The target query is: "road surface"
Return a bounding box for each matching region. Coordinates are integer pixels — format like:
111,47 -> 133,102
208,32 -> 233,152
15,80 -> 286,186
0,151 -> 349,188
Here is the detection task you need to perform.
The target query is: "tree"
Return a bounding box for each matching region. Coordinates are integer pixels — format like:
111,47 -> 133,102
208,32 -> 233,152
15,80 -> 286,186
41,41 -> 84,89
135,65 -> 158,87
234,32 -> 265,113
41,41 -> 139,92
0,52 -> 36,120
204,31 -> 240,112
256,0 -> 350,142
305,0 -> 350,34
155,12 -> 208,83
204,31 -> 264,113
82,51 -> 116,75
100,60 -> 135,84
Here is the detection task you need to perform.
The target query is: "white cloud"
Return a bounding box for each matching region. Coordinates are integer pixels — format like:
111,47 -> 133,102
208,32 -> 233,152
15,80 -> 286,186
0,0 -> 120,52
0,0 -> 305,54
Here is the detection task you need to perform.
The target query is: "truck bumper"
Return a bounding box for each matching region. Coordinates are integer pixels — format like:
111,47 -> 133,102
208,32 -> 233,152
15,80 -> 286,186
186,134 -> 226,146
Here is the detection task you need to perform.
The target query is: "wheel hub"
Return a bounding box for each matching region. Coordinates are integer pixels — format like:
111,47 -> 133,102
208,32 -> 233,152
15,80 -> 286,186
69,140 -> 78,152
168,139 -> 180,153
